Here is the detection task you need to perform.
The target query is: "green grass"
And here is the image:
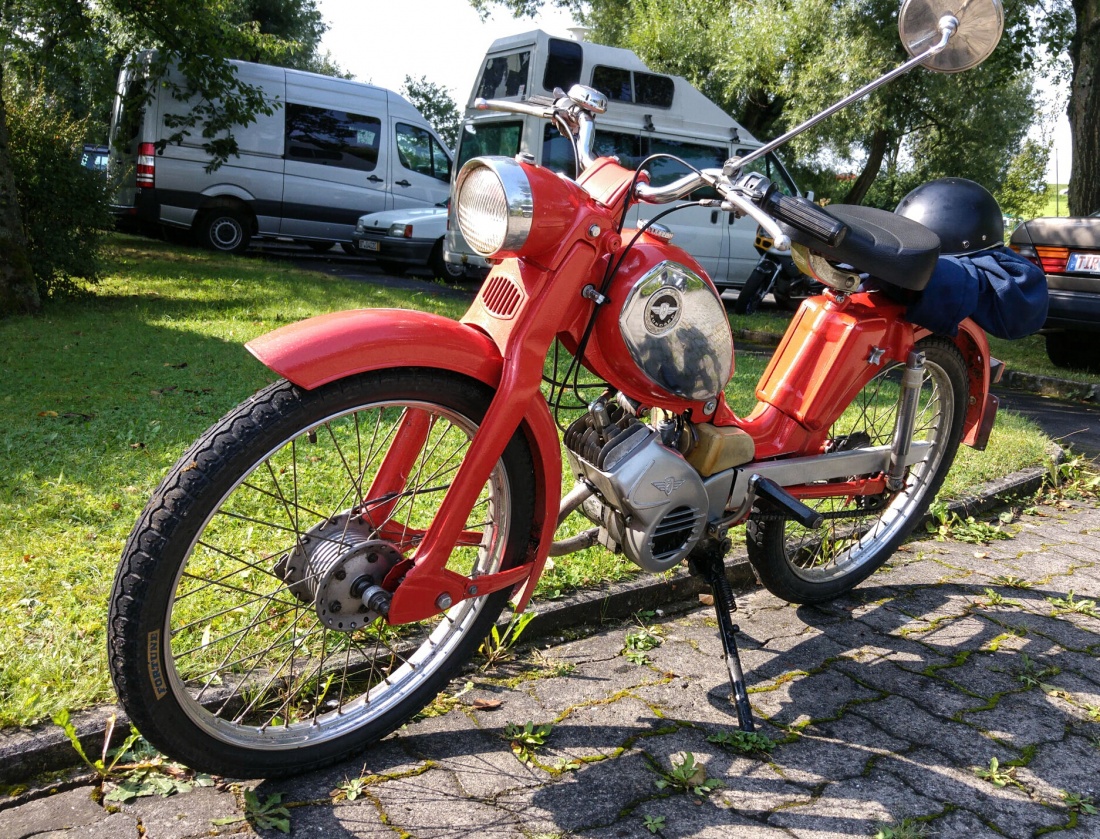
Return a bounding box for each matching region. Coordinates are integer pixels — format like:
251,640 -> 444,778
1039,183 -> 1070,219
0,234 -> 1054,728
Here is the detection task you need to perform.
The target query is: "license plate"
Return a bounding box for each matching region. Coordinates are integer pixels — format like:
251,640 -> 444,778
359,240 -> 380,252
1067,252 -> 1100,273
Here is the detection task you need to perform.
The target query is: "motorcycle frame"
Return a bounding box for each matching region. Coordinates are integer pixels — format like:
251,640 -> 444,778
248,156 -> 996,626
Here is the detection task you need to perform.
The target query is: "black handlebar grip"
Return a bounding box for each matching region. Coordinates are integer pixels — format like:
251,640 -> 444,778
766,193 -> 848,248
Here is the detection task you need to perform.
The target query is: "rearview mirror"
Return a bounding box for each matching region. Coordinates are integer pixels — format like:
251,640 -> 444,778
899,0 -> 1004,72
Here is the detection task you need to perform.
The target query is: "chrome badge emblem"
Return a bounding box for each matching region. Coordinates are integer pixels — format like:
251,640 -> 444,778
651,476 -> 686,496
644,287 -> 683,336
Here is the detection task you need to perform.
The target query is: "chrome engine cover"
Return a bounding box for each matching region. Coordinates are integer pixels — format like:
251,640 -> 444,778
564,410 -> 708,572
618,261 -> 733,401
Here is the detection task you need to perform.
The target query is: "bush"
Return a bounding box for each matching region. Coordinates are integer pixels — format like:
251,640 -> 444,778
5,83 -> 111,298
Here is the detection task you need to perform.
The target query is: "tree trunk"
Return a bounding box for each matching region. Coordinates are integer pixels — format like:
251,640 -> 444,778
1067,0 -> 1100,216
841,128 -> 890,206
0,68 -> 39,317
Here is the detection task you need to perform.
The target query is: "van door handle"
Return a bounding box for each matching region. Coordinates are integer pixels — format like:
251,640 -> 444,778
367,175 -> 383,183
710,210 -> 719,224
395,179 -> 412,187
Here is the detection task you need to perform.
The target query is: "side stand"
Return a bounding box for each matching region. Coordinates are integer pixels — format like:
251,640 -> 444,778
690,543 -> 755,732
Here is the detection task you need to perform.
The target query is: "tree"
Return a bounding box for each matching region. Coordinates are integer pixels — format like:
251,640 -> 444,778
997,138 -> 1051,222
1065,0 -> 1100,214
400,75 -> 462,150
0,0 -> 333,316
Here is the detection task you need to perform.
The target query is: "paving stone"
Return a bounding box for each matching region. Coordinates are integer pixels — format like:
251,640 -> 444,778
373,769 -> 523,837
495,751 -> 656,834
961,689 -> 1072,747
0,787 -> 114,839
769,713 -> 908,787
766,772 -> 940,838
875,747 -> 1065,837
118,785 -> 242,839
747,667 -> 881,728
850,695 -> 1013,766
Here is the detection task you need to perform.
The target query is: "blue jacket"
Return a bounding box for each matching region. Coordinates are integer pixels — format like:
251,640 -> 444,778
904,246 -> 1048,339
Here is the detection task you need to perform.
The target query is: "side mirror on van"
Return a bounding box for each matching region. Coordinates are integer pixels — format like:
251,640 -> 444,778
805,191 -> 815,203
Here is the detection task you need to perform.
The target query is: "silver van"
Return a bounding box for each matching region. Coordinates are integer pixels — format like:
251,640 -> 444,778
445,31 -> 804,289
109,54 -> 453,253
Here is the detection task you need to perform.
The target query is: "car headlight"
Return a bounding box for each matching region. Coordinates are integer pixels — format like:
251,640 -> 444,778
453,157 -> 533,257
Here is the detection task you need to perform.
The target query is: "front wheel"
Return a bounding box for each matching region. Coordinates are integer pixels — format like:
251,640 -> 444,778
430,240 -> 466,281
746,338 -> 968,604
108,369 -> 536,777
733,259 -> 778,315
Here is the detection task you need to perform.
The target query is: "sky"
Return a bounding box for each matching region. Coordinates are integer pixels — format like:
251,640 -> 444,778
317,0 -> 1072,183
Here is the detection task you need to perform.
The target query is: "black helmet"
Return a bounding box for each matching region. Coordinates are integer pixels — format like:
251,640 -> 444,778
895,177 -> 1003,255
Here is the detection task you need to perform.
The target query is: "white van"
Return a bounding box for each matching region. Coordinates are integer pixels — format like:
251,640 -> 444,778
109,53 -> 454,253
444,31 -> 804,289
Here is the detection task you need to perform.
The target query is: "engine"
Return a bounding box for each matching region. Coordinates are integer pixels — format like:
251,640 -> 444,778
563,399 -> 709,572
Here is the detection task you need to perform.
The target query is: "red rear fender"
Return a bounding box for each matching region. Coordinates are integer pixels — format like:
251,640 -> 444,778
246,309 -> 503,388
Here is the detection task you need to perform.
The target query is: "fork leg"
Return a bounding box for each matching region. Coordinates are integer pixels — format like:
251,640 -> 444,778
691,546 -> 755,732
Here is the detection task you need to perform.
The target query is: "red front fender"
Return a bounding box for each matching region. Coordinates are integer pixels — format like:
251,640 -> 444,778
246,308 -> 561,612
246,308 -> 505,388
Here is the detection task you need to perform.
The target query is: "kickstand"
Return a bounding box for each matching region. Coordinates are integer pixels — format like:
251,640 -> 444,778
691,546 -> 755,732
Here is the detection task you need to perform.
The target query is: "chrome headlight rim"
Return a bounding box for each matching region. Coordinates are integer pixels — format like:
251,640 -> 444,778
454,156 -> 534,257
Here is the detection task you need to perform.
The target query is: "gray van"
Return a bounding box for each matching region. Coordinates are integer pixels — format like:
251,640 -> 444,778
109,54 -> 453,253
445,31 -> 804,289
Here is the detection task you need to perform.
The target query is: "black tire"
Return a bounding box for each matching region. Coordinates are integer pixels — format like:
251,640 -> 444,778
430,240 -> 466,281
108,369 -> 536,777
377,259 -> 407,276
196,207 -> 251,254
1045,330 -> 1100,372
746,337 -> 968,604
340,242 -> 359,255
733,260 -> 777,315
306,240 -> 335,253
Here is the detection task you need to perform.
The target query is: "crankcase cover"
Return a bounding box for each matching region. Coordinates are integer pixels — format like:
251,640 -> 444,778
567,427 -> 708,572
618,261 -> 733,401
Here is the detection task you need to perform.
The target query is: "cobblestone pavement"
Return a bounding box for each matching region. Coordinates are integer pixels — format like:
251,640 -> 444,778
3,499 -> 1099,839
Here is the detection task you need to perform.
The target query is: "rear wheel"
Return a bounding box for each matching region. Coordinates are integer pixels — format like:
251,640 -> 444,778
1045,330 -> 1100,372
196,207 -> 250,254
746,338 -> 968,603
108,370 -> 536,777
733,259 -> 777,315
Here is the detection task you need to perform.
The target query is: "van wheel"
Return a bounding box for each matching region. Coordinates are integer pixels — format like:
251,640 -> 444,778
197,208 -> 250,254
430,241 -> 466,281
377,260 -> 407,276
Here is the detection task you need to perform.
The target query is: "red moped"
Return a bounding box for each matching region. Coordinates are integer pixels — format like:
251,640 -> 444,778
108,0 -> 1009,776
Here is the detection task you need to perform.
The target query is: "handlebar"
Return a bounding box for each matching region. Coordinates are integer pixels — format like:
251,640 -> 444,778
474,92 -> 847,252
765,193 -> 848,248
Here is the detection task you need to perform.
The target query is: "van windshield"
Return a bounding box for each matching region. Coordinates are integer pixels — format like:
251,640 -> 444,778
456,120 -> 523,168
478,52 -> 531,99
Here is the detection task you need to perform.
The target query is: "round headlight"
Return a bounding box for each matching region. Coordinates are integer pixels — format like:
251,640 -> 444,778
454,157 -> 533,257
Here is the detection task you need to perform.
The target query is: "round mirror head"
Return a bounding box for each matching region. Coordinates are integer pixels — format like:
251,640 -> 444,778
899,0 -> 1004,72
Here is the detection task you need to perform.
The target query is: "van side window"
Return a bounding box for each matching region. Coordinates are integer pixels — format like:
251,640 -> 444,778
591,66 -> 674,109
647,138 -> 725,200
736,150 -> 798,196
286,104 -> 381,171
634,72 -> 674,108
542,125 -> 640,179
396,123 -> 452,182
479,52 -> 531,99
544,39 -> 583,93
592,66 -> 632,103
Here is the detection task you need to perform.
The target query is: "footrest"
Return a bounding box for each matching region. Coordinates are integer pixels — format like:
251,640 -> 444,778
750,475 -> 824,529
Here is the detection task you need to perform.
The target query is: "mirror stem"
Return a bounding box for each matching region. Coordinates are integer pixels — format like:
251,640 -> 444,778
735,17 -> 957,171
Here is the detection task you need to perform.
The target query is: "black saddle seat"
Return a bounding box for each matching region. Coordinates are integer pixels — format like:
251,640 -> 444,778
784,204 -> 941,292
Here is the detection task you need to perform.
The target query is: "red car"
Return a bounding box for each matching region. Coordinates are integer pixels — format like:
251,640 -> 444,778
1010,212 -> 1100,371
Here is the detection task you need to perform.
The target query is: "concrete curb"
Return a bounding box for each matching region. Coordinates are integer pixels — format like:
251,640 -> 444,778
0,458 -> 1054,789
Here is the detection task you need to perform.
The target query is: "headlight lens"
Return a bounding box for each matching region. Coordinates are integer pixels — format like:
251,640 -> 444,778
454,157 -> 533,257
